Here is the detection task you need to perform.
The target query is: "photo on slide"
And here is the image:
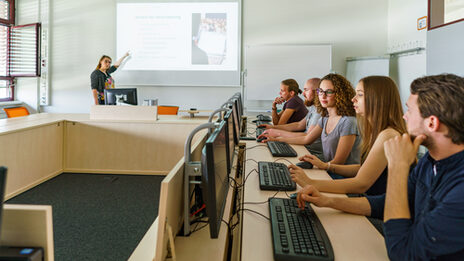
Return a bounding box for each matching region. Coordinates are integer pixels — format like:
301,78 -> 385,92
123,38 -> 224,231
191,13 -> 227,65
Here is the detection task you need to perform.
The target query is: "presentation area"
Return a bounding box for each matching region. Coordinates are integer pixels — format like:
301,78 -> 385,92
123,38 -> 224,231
116,2 -> 239,76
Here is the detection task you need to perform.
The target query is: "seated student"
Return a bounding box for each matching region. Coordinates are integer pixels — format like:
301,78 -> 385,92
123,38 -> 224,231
296,74 -> 464,260
270,73 -> 360,165
259,78 -> 322,152
271,79 -> 308,125
289,76 -> 407,195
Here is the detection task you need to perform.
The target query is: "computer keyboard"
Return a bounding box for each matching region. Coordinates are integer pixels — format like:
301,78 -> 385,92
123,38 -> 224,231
304,145 -> 325,161
257,114 -> 272,122
258,162 -> 296,191
255,120 -> 271,127
267,141 -> 297,157
269,198 -> 334,261
256,127 -> 265,138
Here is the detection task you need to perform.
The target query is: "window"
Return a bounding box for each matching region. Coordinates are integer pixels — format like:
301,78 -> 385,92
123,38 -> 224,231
0,0 -> 41,101
429,0 -> 464,29
0,78 -> 12,101
0,0 -> 13,101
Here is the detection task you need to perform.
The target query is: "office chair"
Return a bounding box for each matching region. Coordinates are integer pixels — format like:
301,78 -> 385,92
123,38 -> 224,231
158,106 -> 179,115
3,106 -> 29,118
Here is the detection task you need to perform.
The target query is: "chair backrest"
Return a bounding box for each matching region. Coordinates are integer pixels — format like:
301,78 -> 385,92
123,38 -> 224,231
158,106 -> 179,115
4,106 -> 29,118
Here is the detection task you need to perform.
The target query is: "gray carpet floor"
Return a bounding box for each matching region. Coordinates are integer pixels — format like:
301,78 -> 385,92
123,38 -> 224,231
6,173 -> 164,261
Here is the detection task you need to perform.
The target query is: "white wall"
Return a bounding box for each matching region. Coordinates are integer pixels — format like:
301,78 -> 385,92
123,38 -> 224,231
387,0 -> 427,109
427,20 -> 464,76
16,0 -> 389,113
387,0 -> 427,53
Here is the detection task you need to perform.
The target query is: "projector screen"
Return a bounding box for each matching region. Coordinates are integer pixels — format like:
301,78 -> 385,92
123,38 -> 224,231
116,1 -> 241,86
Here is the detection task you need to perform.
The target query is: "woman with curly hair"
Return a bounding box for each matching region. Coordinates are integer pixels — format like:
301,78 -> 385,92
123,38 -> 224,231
290,76 -> 407,195
269,73 -> 360,166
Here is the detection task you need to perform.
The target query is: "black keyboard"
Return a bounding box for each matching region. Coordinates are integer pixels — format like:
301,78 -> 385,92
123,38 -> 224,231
258,162 -> 296,191
257,114 -> 272,121
304,145 -> 325,161
255,120 -> 271,126
256,127 -> 265,138
269,198 -> 334,261
267,141 -> 297,157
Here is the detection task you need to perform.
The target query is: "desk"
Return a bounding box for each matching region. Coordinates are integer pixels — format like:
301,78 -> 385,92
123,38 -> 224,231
240,140 -> 389,260
0,113 -> 212,199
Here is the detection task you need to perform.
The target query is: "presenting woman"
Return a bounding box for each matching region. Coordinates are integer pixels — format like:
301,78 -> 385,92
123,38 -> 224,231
90,52 -> 129,105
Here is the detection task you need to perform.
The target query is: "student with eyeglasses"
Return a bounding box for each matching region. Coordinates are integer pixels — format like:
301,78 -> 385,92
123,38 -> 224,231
269,73 -> 361,168
289,76 -> 408,196
90,52 -> 130,105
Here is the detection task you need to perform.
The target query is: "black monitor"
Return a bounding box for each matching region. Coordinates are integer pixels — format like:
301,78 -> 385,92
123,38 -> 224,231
223,110 -> 235,173
234,92 -> 243,118
0,167 -> 6,236
104,88 -> 138,105
201,121 -> 229,238
225,100 -> 241,144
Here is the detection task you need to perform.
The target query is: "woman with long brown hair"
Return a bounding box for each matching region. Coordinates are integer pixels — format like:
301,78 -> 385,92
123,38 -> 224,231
90,52 -> 130,105
290,75 -> 407,195
271,73 -> 360,166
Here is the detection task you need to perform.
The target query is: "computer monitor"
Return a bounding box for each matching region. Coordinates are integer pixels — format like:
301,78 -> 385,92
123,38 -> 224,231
234,92 -> 243,118
223,110 -> 235,173
0,167 -> 5,237
201,121 -> 229,238
225,100 -> 241,144
104,88 -> 138,105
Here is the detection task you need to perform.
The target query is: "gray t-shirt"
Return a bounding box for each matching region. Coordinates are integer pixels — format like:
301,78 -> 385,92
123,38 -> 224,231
304,105 -> 323,155
305,105 -> 321,132
317,116 -> 360,164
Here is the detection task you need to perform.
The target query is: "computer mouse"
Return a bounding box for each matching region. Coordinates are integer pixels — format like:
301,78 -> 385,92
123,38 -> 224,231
257,137 -> 267,143
289,192 -> 297,199
296,161 -> 313,169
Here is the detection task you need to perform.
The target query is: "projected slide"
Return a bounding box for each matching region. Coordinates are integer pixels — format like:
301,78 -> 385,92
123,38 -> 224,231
117,2 -> 238,71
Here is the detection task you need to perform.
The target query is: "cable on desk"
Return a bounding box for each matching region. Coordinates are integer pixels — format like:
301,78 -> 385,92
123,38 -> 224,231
230,158 -> 258,173
237,208 -> 270,221
273,158 -> 295,165
191,222 -> 209,234
228,167 -> 257,190
246,128 -> 256,135
243,190 -> 280,205
243,144 -> 267,151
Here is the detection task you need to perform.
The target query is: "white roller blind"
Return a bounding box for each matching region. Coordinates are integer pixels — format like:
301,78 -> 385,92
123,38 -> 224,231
9,23 -> 40,76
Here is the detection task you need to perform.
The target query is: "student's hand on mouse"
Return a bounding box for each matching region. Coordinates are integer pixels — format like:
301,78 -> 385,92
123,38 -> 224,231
257,132 -> 269,140
288,164 -> 312,187
258,124 -> 272,129
384,133 -> 426,167
262,129 -> 280,138
297,185 -> 330,209
299,154 -> 327,170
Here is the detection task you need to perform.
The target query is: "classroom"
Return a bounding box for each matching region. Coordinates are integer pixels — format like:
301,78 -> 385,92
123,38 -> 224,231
0,0 -> 463,260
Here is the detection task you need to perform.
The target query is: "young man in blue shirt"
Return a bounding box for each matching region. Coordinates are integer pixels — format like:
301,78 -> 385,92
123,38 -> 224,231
296,74 -> 464,260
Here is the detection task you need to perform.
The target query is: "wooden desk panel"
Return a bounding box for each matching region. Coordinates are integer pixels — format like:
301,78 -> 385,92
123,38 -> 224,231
64,121 -> 204,174
0,122 -> 63,199
241,141 -> 389,261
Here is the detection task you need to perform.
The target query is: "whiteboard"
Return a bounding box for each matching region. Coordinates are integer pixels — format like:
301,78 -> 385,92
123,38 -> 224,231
245,45 -> 332,100
345,57 -> 390,87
